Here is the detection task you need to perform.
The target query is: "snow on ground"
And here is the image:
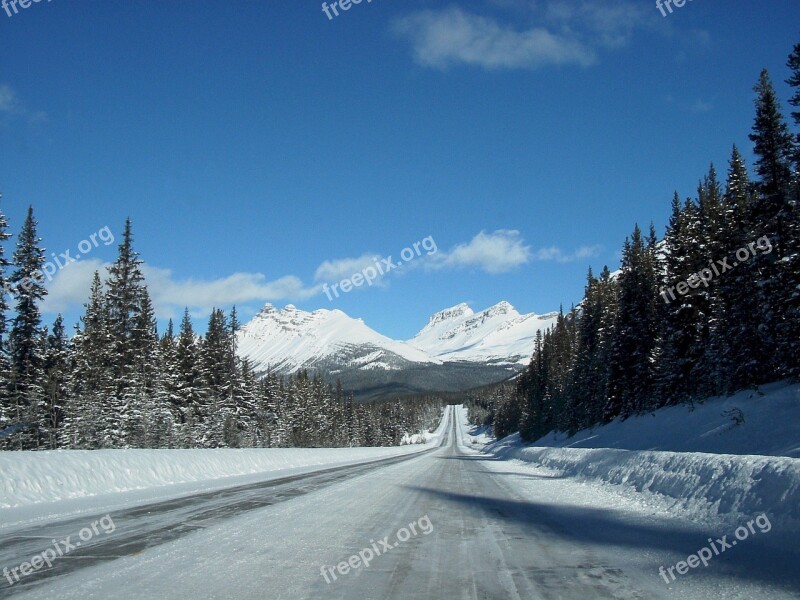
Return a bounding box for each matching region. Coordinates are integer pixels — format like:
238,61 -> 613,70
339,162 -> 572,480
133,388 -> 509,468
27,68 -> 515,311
465,383 -> 800,533
535,380 -> 800,458
453,407 -> 800,599
0,408 -> 450,533
5,406 -> 797,599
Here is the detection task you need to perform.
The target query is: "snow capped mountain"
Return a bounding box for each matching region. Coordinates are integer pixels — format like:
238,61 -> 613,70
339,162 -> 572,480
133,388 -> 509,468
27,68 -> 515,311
236,304 -> 440,375
409,301 -> 559,365
237,301 -> 558,397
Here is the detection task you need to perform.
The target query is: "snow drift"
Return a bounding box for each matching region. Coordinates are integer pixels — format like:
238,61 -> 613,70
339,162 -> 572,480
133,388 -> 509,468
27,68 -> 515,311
473,382 -> 800,530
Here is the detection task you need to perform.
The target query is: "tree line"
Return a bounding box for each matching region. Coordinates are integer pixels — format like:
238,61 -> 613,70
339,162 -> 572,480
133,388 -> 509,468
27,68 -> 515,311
0,216 -> 443,450
481,43 -> 800,442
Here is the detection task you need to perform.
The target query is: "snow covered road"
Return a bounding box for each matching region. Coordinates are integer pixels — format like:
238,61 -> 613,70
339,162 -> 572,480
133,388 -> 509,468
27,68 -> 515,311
3,405 -> 798,599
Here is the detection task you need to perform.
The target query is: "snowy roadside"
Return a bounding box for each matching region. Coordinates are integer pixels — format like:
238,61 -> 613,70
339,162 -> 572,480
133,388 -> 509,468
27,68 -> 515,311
0,408 -> 450,532
456,397 -> 800,534
453,406 -> 799,598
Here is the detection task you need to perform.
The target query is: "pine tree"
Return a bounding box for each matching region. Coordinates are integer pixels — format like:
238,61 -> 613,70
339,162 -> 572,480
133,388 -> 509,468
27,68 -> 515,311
696,166 -> 727,396
42,315 -> 69,449
606,225 -> 661,420
786,42 -> 800,174
8,206 -> 48,449
123,288 -> 162,447
105,218 -> 148,445
0,198 -> 12,446
749,70 -> 800,377
175,308 -> 204,445
64,271 -> 113,448
749,69 -> 795,206
568,267 -> 616,432
720,148 -> 764,389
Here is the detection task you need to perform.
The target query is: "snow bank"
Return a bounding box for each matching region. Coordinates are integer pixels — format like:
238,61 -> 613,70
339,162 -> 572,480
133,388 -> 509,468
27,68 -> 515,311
470,383 -> 800,531
0,407 -> 451,512
0,444 -> 433,509
482,438 -> 800,529
535,381 -> 800,458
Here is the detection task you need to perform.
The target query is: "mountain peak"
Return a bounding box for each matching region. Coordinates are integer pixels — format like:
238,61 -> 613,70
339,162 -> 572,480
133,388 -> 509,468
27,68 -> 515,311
484,301 -> 517,317
409,301 -> 555,364
428,303 -> 474,324
257,303 -> 277,315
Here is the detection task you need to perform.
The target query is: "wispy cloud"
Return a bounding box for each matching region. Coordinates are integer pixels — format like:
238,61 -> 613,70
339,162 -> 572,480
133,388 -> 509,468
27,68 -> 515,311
392,7 -> 595,71
428,230 -> 601,272
41,232 -> 601,320
41,259 -> 320,320
41,259 -> 109,316
0,83 -> 47,123
314,253 -> 385,286
664,94 -> 715,114
141,266 -> 320,318
0,85 -> 18,112
539,1 -> 648,49
690,98 -> 713,113
392,1 -> 650,72
431,229 -> 531,273
532,244 -> 602,263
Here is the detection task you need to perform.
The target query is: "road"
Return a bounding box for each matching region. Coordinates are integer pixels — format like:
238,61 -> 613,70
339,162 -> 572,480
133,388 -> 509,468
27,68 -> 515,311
3,406 -> 797,599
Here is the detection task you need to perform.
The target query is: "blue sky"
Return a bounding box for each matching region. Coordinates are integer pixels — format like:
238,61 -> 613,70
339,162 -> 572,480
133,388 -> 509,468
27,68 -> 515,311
1,0 -> 798,339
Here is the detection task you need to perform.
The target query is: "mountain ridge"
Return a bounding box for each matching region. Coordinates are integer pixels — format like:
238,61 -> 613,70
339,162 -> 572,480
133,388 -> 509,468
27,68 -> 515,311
236,301 -> 558,399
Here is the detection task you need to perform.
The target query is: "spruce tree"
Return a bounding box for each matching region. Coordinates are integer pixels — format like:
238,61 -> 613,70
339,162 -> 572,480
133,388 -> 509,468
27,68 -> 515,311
42,315 -> 69,449
0,198 -> 12,446
175,308 -> 204,445
65,271 -> 113,448
606,225 -> 660,420
786,42 -> 800,173
8,206 -> 48,449
749,70 -> 800,376
749,69 -> 795,206
105,218 -> 148,445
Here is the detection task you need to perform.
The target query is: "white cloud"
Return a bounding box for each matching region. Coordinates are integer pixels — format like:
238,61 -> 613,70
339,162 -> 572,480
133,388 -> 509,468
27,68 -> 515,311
532,244 -> 602,263
314,253 -> 383,284
40,259 -> 321,320
392,7 -> 596,71
427,231 -> 601,273
432,229 -> 531,273
38,233 -> 602,321
540,1 -> 648,49
141,266 -> 320,318
40,258 -> 109,315
392,1 -> 652,72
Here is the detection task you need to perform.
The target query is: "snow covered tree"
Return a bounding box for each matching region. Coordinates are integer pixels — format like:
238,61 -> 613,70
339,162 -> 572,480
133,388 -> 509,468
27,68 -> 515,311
786,42 -> 800,174
8,206 -> 48,449
42,315 -> 69,449
63,271 -> 113,448
104,218 -> 149,445
750,69 -> 795,206
605,225 -> 661,420
0,199 -> 13,448
749,70 -> 800,377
